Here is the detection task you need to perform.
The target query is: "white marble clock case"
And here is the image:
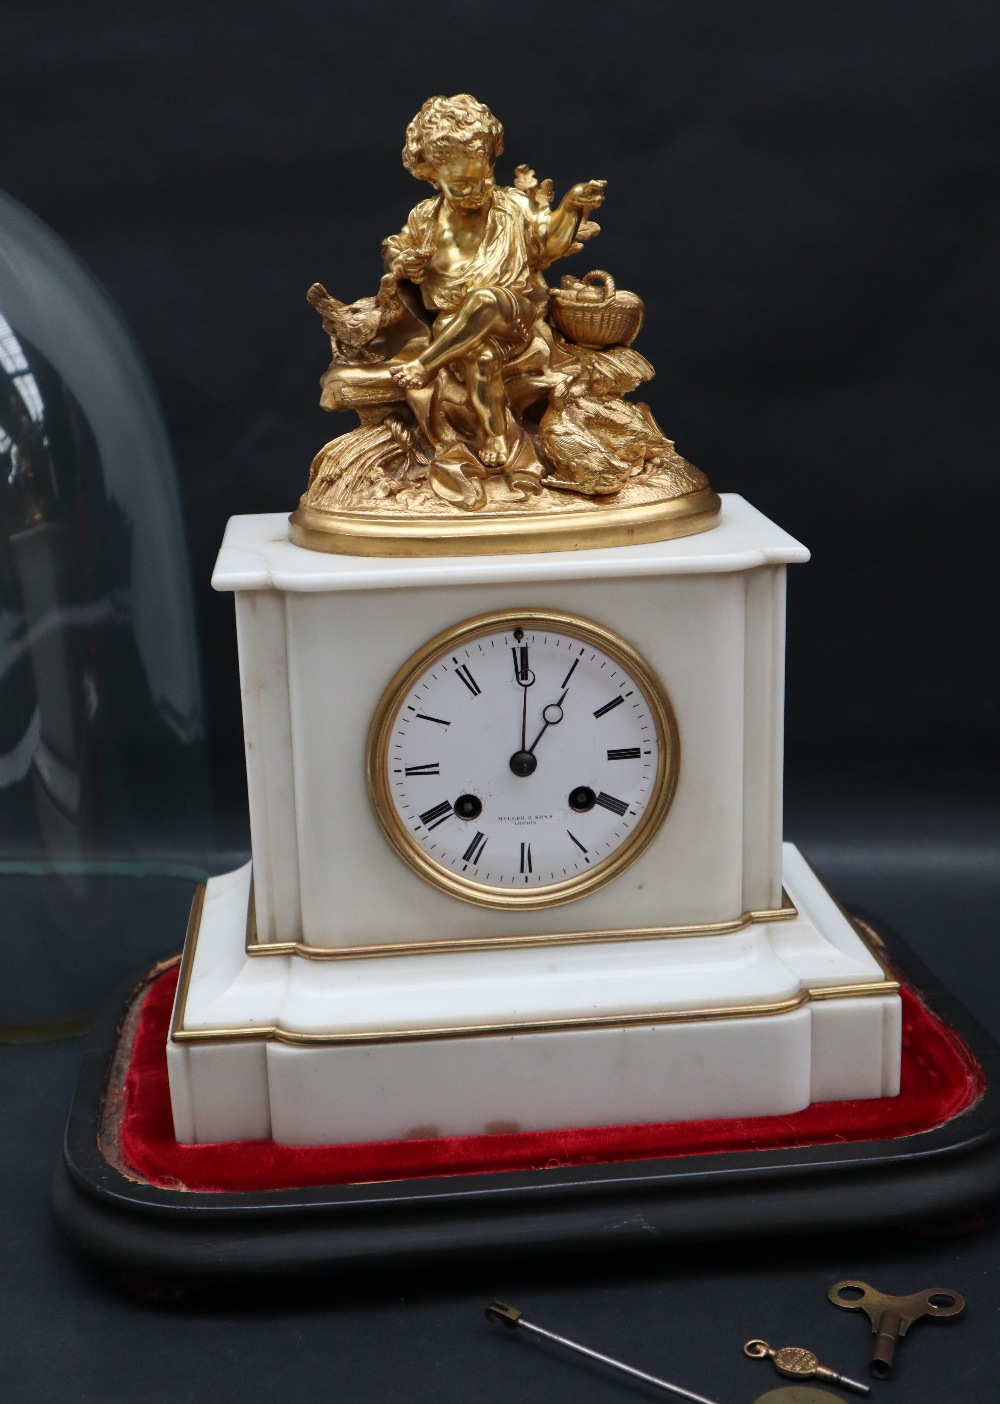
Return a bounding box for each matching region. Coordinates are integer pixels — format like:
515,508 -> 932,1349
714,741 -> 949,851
218,495 -> 806,948
167,496 -> 902,1145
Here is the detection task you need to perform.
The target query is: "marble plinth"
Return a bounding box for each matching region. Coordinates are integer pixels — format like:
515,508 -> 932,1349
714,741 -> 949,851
167,845 -> 901,1146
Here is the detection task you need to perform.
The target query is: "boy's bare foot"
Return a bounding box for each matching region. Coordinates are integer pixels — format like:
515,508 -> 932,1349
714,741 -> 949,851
390,359 -> 430,390
479,434 -> 509,467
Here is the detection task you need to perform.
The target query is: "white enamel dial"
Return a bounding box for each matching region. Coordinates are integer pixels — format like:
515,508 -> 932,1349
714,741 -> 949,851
368,611 -> 678,909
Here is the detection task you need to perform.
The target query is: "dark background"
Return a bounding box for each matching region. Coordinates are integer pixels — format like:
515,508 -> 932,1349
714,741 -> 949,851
5,0 -> 998,843
3,5 -> 1000,1399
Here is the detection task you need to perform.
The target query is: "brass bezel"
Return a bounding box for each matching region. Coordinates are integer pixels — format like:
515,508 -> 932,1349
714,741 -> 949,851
365,609 -> 680,911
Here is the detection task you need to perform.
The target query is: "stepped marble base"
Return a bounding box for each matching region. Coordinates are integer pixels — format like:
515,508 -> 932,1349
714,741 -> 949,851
167,845 -> 901,1145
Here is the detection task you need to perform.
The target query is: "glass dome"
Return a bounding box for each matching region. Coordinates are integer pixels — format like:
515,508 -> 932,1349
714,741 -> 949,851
0,191 -> 211,1037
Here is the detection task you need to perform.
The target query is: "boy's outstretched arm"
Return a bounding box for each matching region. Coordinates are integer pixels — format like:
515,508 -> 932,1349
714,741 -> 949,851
540,179 -> 606,262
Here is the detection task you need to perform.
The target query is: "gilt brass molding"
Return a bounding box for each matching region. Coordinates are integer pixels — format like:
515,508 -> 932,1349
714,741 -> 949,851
365,608 -> 679,910
288,489 -> 721,558
170,875 -> 899,1047
245,889 -> 800,962
168,879 -> 206,1047
172,979 -> 901,1047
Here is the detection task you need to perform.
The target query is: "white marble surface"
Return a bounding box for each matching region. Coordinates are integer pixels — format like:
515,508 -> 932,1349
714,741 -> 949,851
167,845 -> 902,1145
212,494 -> 809,593
224,498 -> 804,947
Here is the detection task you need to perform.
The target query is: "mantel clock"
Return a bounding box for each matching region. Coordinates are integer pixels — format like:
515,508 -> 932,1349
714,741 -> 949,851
167,96 -> 900,1147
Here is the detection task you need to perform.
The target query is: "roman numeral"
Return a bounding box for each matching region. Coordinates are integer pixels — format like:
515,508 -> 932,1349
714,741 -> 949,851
520,842 -> 532,874
560,656 -> 580,689
404,762 -> 440,776
415,712 -> 451,727
462,831 -> 488,864
593,696 -> 624,718
607,747 -> 641,761
567,830 -> 588,855
419,800 -> 453,830
596,791 -> 629,817
511,644 -> 529,681
454,662 -> 481,696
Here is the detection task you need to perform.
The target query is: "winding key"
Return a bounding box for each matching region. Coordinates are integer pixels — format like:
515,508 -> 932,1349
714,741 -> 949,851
828,1279 -> 965,1378
744,1340 -> 869,1396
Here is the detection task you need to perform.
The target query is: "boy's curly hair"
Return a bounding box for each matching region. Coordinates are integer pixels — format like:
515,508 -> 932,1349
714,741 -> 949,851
402,94 -> 504,183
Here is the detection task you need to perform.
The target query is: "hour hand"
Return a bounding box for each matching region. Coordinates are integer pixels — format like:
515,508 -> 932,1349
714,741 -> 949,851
513,642 -> 533,749
510,640 -> 537,776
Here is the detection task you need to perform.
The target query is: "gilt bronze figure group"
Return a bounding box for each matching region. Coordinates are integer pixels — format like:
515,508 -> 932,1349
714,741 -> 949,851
290,94 -> 719,554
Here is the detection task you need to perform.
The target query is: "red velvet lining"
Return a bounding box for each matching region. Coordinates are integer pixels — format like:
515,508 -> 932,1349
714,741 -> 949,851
119,965 -> 985,1194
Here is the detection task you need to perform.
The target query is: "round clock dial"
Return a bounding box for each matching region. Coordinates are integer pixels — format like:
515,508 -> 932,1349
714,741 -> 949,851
367,611 -> 678,910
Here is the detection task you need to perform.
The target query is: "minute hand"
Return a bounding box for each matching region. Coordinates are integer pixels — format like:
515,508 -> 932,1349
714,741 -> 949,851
527,688 -> 569,754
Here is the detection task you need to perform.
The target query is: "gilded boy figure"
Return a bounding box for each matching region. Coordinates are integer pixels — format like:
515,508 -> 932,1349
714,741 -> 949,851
384,94 -> 605,468
297,93 -> 714,534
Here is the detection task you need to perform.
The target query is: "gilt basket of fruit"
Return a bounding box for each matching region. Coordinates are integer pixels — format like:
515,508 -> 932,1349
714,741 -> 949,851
548,270 -> 645,348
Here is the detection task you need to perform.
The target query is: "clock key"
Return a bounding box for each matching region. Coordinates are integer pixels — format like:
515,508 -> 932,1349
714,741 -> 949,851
743,1340 -> 868,1396
828,1280 -> 965,1378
